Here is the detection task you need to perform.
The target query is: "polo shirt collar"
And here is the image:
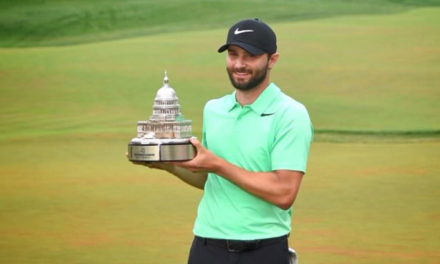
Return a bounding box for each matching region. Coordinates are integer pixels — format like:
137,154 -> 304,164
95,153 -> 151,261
226,91 -> 240,112
226,83 -> 281,114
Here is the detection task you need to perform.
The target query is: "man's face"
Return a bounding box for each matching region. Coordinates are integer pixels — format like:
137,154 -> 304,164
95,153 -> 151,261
226,45 -> 270,91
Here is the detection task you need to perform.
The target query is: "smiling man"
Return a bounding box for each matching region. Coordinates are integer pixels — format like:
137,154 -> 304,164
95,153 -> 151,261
131,18 -> 313,264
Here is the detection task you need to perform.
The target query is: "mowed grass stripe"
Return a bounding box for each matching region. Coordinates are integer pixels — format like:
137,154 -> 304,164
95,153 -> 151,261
314,129 -> 440,142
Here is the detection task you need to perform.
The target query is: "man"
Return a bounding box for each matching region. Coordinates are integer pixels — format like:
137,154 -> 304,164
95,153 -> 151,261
131,18 -> 313,264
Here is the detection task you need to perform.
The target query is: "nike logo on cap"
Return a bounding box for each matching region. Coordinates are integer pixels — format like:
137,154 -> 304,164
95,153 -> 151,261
234,28 -> 254,35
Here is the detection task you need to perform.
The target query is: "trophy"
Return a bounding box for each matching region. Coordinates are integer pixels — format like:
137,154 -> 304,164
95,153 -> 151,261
127,71 -> 195,161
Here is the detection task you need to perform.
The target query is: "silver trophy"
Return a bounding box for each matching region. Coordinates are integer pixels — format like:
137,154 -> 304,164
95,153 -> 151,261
127,71 -> 195,161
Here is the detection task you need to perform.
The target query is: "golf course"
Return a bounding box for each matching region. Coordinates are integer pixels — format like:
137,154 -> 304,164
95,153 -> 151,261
0,0 -> 439,263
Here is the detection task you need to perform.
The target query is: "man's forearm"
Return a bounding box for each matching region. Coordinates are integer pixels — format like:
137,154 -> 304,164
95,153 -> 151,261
210,157 -> 303,210
167,165 -> 207,190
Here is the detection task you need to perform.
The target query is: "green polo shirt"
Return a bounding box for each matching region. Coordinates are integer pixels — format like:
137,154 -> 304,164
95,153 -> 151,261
193,83 -> 313,240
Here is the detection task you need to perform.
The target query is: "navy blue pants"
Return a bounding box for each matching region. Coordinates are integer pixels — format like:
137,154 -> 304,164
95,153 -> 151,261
187,236 -> 290,264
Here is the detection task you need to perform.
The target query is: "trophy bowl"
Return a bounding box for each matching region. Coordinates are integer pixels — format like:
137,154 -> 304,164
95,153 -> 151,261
127,72 -> 195,162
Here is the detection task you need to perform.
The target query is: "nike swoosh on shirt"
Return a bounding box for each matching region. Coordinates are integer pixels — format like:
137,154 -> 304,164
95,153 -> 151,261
260,112 -> 275,117
234,28 -> 254,35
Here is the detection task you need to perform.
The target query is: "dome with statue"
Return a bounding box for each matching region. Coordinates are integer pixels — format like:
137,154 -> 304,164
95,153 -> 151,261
136,72 -> 192,139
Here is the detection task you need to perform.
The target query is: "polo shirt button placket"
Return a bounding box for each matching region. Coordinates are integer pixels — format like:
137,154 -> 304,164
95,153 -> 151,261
237,106 -> 250,120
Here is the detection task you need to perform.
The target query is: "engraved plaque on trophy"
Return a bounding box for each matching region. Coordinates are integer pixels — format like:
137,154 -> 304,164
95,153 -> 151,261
127,72 -> 195,161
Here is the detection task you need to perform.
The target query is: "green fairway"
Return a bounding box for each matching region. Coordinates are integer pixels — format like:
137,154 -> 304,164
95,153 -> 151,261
0,136 -> 438,263
1,2 -> 439,264
1,8 -> 439,140
297,142 -> 440,263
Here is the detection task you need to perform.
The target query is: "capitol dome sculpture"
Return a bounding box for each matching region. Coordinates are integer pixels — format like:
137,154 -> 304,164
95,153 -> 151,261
127,71 -> 194,162
136,71 -> 192,140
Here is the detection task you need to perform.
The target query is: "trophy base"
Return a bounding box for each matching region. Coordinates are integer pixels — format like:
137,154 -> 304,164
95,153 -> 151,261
128,139 -> 195,161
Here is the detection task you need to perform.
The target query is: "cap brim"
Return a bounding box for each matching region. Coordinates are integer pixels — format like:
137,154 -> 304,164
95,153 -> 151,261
217,42 -> 265,55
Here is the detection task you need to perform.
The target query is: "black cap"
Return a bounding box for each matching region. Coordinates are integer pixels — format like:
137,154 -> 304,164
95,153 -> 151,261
218,18 -> 277,55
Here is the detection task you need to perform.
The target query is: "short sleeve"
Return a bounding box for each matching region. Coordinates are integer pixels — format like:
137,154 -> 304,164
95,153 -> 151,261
271,106 -> 313,172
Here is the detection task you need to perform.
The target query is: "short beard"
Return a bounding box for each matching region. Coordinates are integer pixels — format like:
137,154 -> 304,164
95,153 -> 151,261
227,64 -> 268,91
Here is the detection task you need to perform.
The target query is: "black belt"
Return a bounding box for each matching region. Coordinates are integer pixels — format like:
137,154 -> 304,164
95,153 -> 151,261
196,235 -> 288,253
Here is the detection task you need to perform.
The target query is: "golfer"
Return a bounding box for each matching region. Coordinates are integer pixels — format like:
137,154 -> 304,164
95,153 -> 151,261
132,18 -> 313,264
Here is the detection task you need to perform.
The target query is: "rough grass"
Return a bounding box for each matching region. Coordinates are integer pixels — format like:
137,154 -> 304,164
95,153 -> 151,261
1,0 -> 440,47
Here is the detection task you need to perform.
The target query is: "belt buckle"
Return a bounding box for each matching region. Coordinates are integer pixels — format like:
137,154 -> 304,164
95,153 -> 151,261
226,240 -> 244,253
226,240 -> 259,253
